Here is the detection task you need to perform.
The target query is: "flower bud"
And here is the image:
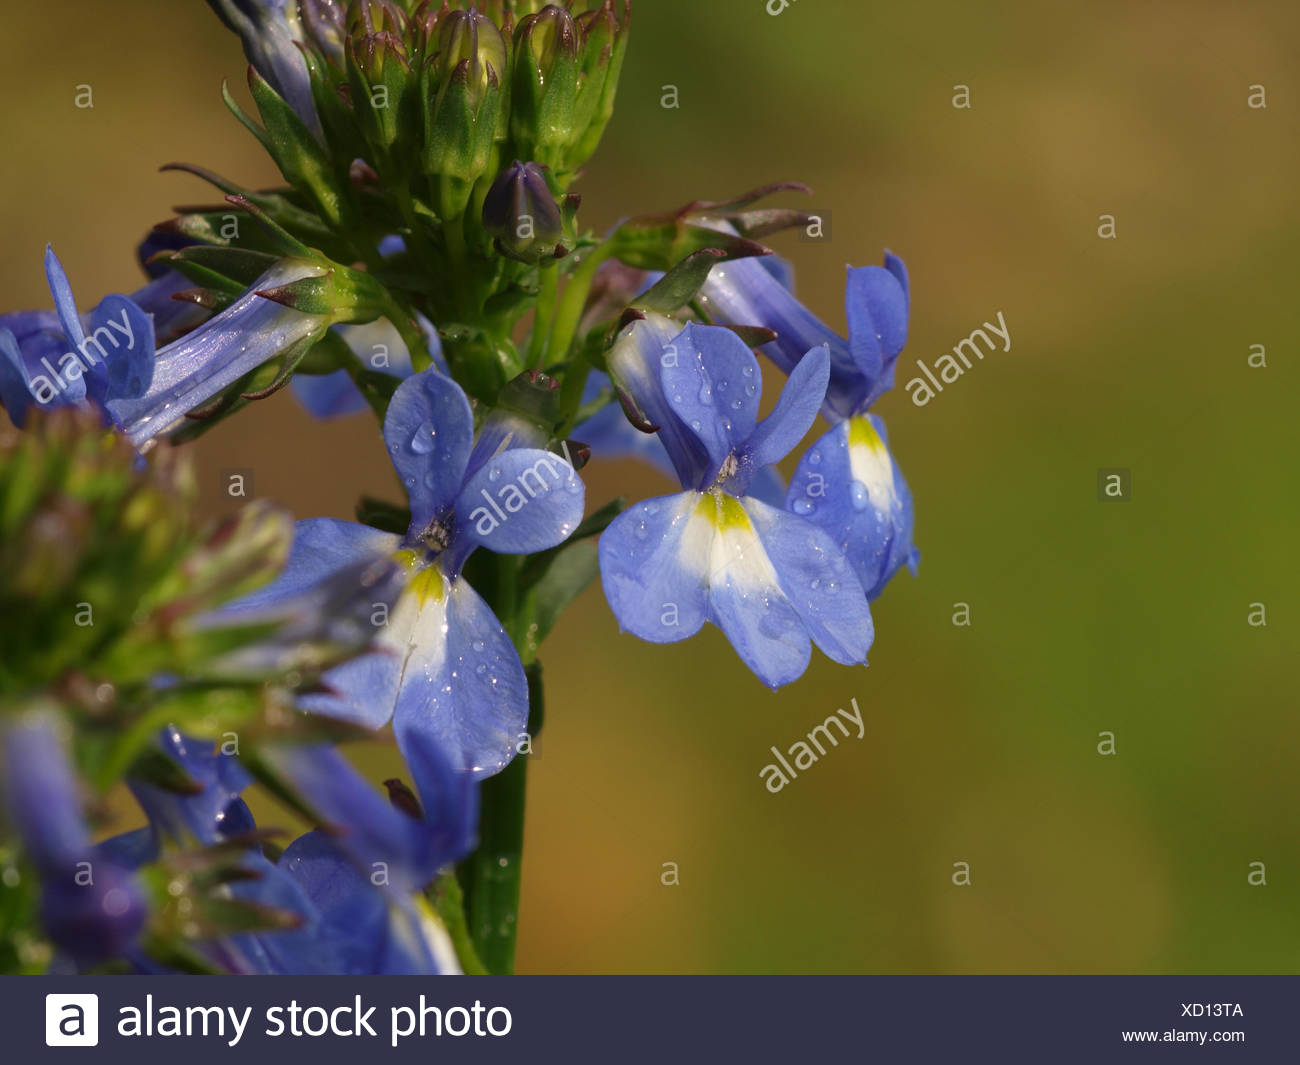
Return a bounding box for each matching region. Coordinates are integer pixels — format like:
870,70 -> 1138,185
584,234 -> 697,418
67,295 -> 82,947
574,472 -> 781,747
438,9 -> 507,98
481,161 -> 564,263
422,9 -> 507,217
569,1 -> 631,167
510,5 -> 580,171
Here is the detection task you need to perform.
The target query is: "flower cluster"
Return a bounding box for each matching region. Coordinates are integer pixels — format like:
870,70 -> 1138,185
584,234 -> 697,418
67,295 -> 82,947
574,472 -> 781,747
0,0 -> 918,976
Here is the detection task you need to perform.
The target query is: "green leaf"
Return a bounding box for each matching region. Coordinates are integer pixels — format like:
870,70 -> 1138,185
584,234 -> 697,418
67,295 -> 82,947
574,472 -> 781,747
632,248 -> 726,314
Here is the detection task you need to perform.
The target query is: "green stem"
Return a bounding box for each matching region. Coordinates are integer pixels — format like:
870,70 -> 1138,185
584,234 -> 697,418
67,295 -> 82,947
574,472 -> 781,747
461,744 -> 529,974
528,266 -> 559,369
429,872 -> 489,975
544,243 -> 615,371
459,556 -> 536,974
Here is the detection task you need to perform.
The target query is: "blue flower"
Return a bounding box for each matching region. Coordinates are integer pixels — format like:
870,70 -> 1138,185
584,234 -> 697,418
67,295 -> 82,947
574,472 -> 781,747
598,318 -> 873,688
205,0 -> 321,138
577,368 -> 789,507
227,367 -> 585,777
0,713 -> 147,966
265,730 -> 477,974
699,248 -> 920,600
698,248 -> 910,420
0,248 -> 156,428
104,728 -> 474,974
111,260 -> 340,449
290,314 -> 445,419
787,413 -> 920,600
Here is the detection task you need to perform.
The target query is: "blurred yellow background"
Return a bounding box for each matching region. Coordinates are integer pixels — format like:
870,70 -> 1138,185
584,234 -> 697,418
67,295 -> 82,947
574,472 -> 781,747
2,0 -> 1297,972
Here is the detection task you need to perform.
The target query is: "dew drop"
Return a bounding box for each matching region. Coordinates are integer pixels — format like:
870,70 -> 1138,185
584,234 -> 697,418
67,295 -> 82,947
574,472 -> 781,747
809,452 -> 822,465
488,465 -> 503,483
410,421 -> 437,454
850,481 -> 870,510
472,640 -> 486,652
793,498 -> 815,516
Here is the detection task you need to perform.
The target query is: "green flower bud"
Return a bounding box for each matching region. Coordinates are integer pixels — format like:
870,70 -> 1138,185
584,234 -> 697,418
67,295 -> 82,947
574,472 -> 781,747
422,9 -> 507,219
345,30 -> 413,153
510,5 -> 580,172
569,0 -> 631,168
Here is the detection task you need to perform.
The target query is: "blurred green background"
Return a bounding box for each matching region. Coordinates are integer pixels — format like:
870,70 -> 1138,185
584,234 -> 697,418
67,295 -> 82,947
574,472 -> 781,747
2,1 -> 1297,972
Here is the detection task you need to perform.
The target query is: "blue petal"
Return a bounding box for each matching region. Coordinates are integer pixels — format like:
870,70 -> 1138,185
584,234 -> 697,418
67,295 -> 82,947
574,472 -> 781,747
742,495 -> 874,667
699,255 -> 848,376
265,729 -> 473,890
0,329 -> 37,426
1,714 -> 146,964
277,832 -> 451,974
292,317 -> 425,419
126,271 -> 209,345
456,447 -> 585,557
746,463 -> 788,508
742,344 -> 830,473
291,369 -> 368,418
225,850 -> 341,975
845,265 -> 909,406
759,254 -> 796,293
205,0 -> 321,138
223,517 -> 401,614
300,647 -> 404,730
600,491 -> 872,688
44,247 -> 86,351
661,322 -> 761,476
1,714 -> 90,870
111,263 -> 331,448
92,294 -> 156,402
786,414 -> 919,600
128,729 -> 253,847
599,491 -> 711,644
605,313 -> 712,488
884,250 -> 909,306
383,368 -> 474,532
391,572 -> 530,779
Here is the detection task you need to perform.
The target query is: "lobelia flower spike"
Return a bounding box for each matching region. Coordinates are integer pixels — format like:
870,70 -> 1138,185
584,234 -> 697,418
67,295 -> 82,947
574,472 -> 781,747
598,317 -> 873,689
701,246 -> 920,601
0,248 -> 156,429
225,366 -> 585,778
1,711 -> 148,967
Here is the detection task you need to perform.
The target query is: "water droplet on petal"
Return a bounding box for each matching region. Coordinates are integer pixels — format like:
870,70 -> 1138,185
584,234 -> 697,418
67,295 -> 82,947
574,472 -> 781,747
472,640 -> 486,652
809,452 -> 822,465
488,465 -> 502,483
793,498 -> 815,516
410,421 -> 437,454
850,481 -> 870,510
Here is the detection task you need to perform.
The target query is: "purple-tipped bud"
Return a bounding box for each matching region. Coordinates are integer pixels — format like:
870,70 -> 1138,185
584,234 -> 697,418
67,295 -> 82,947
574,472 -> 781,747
481,161 -> 565,263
